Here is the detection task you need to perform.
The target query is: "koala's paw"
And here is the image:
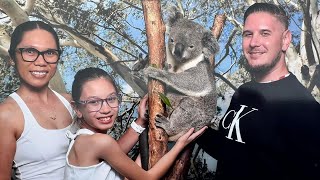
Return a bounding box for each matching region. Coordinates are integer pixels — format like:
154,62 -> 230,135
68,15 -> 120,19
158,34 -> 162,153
155,114 -> 170,130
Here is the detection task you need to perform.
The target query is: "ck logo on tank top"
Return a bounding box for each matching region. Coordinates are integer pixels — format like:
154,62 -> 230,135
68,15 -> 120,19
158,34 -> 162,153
221,105 -> 258,144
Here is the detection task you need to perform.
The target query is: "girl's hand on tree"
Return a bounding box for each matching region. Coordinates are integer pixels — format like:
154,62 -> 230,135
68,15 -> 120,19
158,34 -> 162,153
136,94 -> 149,127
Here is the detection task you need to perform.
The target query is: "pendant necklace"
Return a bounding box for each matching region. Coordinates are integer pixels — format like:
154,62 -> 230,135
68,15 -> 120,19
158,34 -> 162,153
50,114 -> 57,120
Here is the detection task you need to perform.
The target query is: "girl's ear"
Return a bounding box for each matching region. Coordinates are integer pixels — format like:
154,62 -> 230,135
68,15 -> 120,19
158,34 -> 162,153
71,101 -> 83,119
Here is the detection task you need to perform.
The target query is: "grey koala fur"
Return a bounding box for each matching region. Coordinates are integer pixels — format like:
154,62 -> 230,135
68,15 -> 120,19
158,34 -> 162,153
143,8 -> 219,141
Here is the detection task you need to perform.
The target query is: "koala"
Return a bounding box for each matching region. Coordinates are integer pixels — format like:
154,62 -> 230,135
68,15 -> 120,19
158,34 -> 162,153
143,8 -> 219,141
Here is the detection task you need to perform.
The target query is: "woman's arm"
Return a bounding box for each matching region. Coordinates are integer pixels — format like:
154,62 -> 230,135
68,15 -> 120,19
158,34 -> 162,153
95,127 -> 207,180
117,95 -> 148,154
0,102 -> 21,179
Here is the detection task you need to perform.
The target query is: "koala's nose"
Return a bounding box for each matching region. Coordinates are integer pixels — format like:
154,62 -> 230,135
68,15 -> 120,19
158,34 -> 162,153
174,43 -> 184,58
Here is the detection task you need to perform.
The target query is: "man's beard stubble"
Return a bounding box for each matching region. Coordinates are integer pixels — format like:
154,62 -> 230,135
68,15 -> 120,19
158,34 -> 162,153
243,52 -> 282,77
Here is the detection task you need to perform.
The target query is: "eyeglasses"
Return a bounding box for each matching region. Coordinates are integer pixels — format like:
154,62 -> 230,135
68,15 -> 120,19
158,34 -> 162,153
16,47 -> 61,64
77,94 -> 121,112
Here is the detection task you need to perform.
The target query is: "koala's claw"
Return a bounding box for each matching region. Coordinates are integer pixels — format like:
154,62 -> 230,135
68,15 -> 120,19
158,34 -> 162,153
155,114 -> 165,123
155,114 -> 169,128
155,113 -> 164,118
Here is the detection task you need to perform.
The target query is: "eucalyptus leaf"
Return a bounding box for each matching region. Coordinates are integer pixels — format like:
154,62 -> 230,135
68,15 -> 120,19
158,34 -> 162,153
158,92 -> 172,108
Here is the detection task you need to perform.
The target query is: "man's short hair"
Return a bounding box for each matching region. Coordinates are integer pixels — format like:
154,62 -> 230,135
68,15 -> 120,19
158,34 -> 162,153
244,3 -> 289,29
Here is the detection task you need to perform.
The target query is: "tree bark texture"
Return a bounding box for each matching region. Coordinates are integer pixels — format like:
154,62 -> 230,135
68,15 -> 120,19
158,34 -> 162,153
0,0 -> 29,26
210,14 -> 226,67
212,14 -> 226,43
308,65 -> 320,91
300,0 -> 316,65
141,0 -> 168,169
165,143 -> 195,180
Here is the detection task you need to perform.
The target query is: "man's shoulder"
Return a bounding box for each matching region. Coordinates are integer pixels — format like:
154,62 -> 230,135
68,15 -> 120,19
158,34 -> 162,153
286,75 -> 318,101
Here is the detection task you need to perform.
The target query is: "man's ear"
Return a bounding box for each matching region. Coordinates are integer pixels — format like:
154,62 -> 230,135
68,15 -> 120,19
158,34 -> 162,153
282,30 -> 292,51
71,101 -> 83,119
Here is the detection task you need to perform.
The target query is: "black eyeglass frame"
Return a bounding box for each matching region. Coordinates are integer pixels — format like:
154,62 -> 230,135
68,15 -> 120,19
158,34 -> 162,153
76,94 -> 122,112
16,47 -> 61,64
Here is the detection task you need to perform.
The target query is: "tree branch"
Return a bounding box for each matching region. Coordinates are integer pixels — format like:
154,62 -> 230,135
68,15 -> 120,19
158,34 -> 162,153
60,39 -> 81,47
226,15 -> 243,30
308,65 -> 320,91
215,28 -> 238,68
23,0 -> 36,15
59,23 -> 147,96
0,0 -> 29,26
120,0 -> 143,11
34,11 -> 147,96
299,0 -> 316,65
0,45 -> 8,56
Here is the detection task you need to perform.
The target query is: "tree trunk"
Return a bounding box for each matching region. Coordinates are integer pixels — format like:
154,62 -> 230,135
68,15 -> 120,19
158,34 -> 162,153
300,0 -> 316,65
165,143 -> 195,180
308,65 -> 320,91
141,0 -> 168,169
210,14 -> 226,67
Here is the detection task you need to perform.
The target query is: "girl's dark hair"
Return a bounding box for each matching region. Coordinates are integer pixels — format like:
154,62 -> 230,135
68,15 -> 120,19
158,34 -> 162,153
8,21 -> 60,60
72,67 -> 119,102
244,3 -> 289,30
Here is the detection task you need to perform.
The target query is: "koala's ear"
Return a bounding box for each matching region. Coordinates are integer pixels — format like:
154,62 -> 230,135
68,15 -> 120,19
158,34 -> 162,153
202,31 -> 220,56
166,6 -> 184,27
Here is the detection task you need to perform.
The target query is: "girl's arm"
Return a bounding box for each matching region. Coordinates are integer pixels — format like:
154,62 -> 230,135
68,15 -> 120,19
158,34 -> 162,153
94,126 -> 207,180
117,95 -> 148,154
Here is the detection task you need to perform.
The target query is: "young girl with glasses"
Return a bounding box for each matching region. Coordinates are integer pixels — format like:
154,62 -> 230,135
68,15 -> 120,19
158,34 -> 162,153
65,67 -> 206,180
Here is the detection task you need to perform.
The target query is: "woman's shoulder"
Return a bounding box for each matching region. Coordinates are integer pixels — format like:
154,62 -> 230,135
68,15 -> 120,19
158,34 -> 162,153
0,96 -> 20,119
55,92 -> 72,102
0,96 -> 23,133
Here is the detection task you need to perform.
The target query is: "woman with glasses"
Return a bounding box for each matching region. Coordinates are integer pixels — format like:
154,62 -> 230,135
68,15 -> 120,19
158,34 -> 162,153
0,21 -> 75,180
64,67 -> 206,180
0,21 -> 150,180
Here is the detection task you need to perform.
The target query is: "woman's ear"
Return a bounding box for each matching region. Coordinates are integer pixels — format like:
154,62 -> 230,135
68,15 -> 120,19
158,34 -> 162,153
71,101 -> 83,119
9,58 -> 15,66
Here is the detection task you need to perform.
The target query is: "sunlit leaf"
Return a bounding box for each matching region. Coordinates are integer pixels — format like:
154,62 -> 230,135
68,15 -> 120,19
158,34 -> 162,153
158,92 -> 172,108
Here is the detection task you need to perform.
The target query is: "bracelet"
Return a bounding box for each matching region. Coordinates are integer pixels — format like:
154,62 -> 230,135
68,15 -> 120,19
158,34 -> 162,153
131,121 -> 146,134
